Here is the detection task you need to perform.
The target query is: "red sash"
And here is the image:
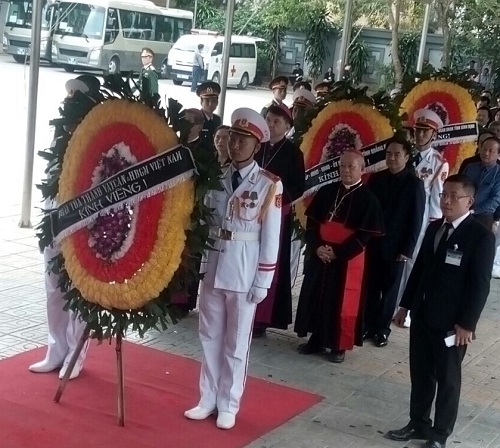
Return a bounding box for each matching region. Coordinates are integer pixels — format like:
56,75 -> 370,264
319,221 -> 365,351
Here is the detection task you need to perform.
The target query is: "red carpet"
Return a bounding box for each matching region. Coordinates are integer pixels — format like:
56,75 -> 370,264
0,341 -> 322,448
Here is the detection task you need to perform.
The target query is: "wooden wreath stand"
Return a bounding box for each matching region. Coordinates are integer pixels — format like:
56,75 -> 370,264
53,324 -> 126,427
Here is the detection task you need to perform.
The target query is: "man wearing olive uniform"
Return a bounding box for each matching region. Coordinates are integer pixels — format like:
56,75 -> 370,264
138,47 -> 159,99
197,81 -> 222,152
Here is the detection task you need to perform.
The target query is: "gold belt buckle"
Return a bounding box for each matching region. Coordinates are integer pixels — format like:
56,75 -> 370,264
218,229 -> 233,240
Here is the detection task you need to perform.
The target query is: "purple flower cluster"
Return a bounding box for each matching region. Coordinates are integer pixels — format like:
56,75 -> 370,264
428,103 -> 449,125
88,149 -> 133,261
325,127 -> 358,159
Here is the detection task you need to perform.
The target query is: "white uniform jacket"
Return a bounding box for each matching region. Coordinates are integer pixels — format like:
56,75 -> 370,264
415,147 -> 448,222
201,162 -> 283,293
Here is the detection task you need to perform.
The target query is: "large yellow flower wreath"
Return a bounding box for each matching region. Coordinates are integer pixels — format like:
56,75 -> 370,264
401,80 -> 477,173
296,100 -> 393,225
58,100 -> 194,310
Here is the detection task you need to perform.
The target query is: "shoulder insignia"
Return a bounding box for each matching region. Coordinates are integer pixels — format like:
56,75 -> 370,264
434,151 -> 447,162
275,194 -> 282,208
260,168 -> 281,183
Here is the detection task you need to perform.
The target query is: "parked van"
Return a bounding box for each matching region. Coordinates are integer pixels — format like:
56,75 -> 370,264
167,30 -> 263,89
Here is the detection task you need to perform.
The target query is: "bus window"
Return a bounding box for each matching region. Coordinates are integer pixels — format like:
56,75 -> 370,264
55,3 -> 105,39
6,0 -> 42,28
119,10 -> 155,41
173,17 -> 191,41
104,8 -> 118,44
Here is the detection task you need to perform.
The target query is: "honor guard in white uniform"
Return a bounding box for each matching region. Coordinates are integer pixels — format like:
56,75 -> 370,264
29,202 -> 89,379
28,77 -> 99,380
397,108 -> 449,322
185,108 -> 283,430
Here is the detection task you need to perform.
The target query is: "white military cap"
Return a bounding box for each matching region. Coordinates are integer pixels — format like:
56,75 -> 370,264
230,107 -> 270,143
65,75 -> 101,95
413,108 -> 444,131
292,88 -> 316,108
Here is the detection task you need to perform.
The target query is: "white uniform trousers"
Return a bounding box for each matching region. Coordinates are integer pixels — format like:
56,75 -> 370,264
198,274 -> 256,415
492,231 -> 500,277
43,245 -> 88,366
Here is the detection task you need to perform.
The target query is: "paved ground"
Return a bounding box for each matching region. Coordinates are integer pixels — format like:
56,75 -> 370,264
1,203 -> 500,448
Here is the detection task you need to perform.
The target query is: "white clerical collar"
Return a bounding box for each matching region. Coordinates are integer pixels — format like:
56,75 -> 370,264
444,211 -> 470,229
342,179 -> 362,190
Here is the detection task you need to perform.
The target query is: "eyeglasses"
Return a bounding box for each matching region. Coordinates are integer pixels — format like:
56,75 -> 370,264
141,55 -> 152,58
439,193 -> 471,201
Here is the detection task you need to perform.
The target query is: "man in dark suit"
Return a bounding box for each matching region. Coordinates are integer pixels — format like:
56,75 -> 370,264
364,135 -> 426,347
387,174 -> 495,448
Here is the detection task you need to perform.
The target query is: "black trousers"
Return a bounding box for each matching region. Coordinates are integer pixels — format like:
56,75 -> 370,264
364,256 -> 405,337
409,317 -> 467,443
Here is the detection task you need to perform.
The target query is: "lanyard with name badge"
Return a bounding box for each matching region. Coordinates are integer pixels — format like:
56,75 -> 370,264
445,244 -> 463,266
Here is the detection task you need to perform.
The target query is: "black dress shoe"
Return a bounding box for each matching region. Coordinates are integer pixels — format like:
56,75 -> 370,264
385,424 -> 429,441
373,333 -> 388,347
362,331 -> 374,341
252,328 -> 267,338
422,440 -> 446,448
297,342 -> 324,354
328,350 -> 345,363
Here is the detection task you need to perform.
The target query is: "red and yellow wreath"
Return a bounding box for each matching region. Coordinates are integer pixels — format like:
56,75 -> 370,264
401,80 -> 477,173
295,100 -> 393,224
57,100 -> 194,310
37,84 -> 221,339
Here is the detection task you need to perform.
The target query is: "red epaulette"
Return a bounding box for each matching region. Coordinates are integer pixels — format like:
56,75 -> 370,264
260,168 -> 281,183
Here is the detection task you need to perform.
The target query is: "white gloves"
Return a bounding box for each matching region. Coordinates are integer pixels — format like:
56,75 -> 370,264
248,285 -> 268,304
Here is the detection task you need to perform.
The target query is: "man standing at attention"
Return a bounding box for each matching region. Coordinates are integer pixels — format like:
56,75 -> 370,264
184,108 -> 283,430
397,109 -> 448,321
364,134 -> 425,347
197,81 -> 222,152
387,174 -> 495,448
138,47 -> 159,99
191,43 -> 204,92
294,150 -> 384,363
261,76 -> 289,117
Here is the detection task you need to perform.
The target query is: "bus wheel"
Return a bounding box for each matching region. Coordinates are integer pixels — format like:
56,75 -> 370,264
212,72 -> 221,84
13,55 -> 26,64
173,79 -> 183,86
238,72 -> 249,90
63,65 -> 75,72
108,56 -> 120,75
160,60 -> 168,79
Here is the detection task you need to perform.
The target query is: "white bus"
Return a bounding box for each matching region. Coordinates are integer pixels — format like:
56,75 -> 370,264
2,0 -> 58,63
167,31 -> 263,90
50,0 -> 192,75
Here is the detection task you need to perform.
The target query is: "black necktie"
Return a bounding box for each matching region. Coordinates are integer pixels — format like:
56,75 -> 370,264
413,153 -> 422,167
435,222 -> 453,255
232,170 -> 241,192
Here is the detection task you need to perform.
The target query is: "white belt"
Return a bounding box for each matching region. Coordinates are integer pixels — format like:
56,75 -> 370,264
210,227 -> 259,241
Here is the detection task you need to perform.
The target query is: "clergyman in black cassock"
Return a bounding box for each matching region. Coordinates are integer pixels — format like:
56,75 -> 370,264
294,151 -> 384,362
254,105 -> 305,332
